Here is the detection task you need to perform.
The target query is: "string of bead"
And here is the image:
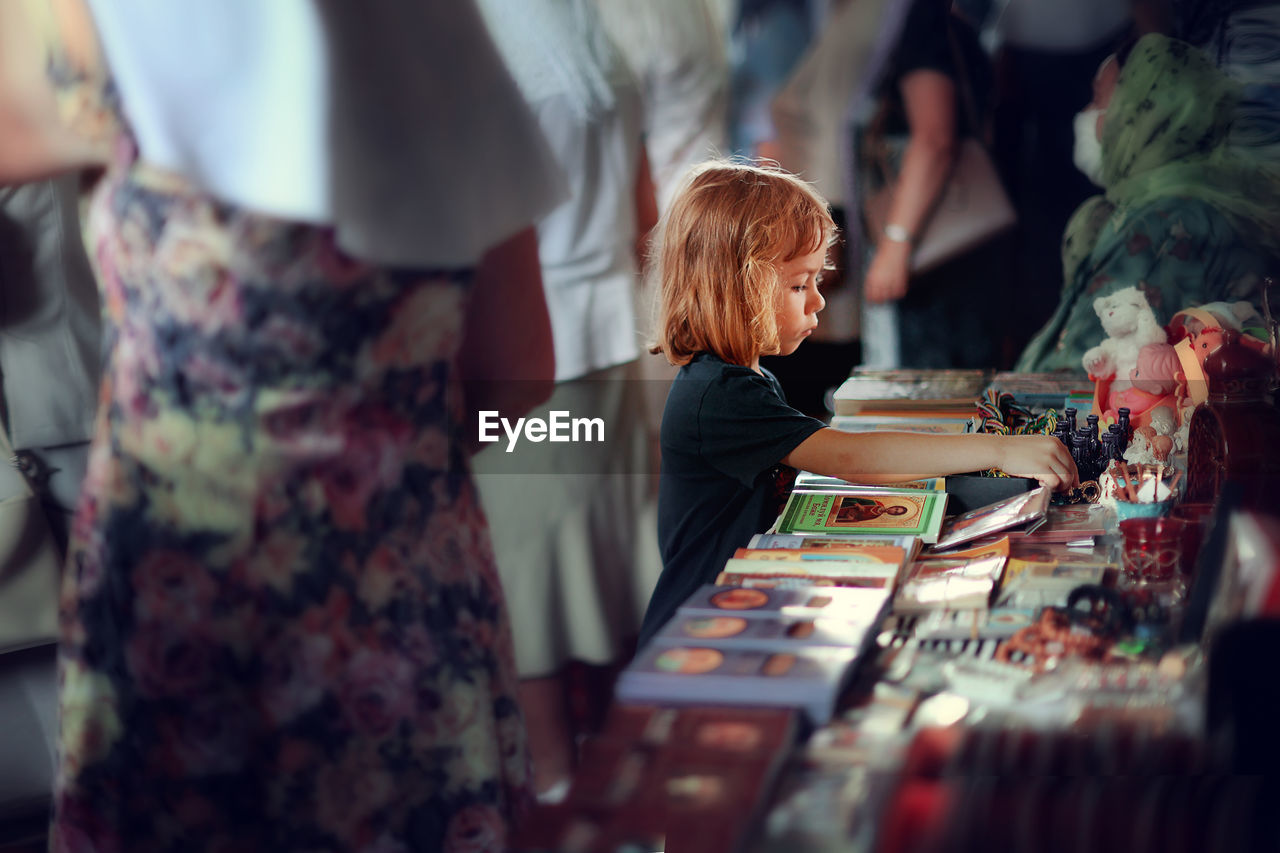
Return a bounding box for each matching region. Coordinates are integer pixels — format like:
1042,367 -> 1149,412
975,391 -> 1059,477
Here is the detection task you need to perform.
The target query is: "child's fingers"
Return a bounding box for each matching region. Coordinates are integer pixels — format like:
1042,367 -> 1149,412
1038,469 -> 1067,492
1040,455 -> 1076,492
1063,449 -> 1081,487
1049,443 -> 1079,488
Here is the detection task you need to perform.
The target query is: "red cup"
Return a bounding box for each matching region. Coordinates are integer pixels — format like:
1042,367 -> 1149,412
1119,517 -> 1187,582
1170,502 -> 1214,578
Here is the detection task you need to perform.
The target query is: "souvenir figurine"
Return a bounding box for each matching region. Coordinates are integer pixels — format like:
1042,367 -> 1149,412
1082,287 -> 1166,383
1124,425 -> 1172,466
1085,288 -> 1167,428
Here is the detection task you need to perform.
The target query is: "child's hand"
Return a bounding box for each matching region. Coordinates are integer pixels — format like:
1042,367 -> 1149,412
997,435 -> 1079,492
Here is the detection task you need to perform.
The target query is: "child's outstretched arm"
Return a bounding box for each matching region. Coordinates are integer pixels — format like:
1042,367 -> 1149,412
784,430 -> 1080,492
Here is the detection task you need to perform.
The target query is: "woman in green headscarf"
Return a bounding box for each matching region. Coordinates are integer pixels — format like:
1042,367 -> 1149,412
1017,34 -> 1280,373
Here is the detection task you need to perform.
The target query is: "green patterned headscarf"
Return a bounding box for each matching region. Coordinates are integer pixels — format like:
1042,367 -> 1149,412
1061,34 -> 1280,285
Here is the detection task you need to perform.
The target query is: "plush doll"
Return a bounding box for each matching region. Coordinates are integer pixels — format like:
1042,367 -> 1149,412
1175,323 -> 1272,407
1174,301 -> 1264,335
1186,326 -> 1272,362
1104,342 -> 1182,430
1082,286 -> 1167,381
1085,287 -> 1168,425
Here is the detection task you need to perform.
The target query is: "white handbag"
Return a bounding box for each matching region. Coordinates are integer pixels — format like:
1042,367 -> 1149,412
865,137 -> 1017,274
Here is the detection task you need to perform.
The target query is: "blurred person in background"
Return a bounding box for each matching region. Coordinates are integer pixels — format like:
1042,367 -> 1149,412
730,0 -> 821,160
990,0 -> 1134,361
1017,34 -> 1280,373
755,0 -> 891,416
853,0 -> 1005,370
473,0 -> 660,805
0,0 -> 564,849
0,176 -> 99,549
0,174 -> 99,834
592,0 -> 728,573
593,0 -> 729,211
1175,0 -> 1280,163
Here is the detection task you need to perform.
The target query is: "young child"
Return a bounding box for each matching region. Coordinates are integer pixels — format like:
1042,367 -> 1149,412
638,161 -> 1078,644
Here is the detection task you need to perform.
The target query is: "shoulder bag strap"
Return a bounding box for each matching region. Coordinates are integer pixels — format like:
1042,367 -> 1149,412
944,19 -> 984,141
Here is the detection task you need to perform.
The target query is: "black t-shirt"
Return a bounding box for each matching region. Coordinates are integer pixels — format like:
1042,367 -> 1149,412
875,0 -> 991,138
639,353 -> 827,646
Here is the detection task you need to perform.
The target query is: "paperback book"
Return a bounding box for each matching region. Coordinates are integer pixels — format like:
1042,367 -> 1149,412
793,472 -> 948,492
732,542 -> 908,576
550,740 -> 783,852
716,573 -> 893,591
651,613 -> 877,652
1008,540 -> 1113,566
679,583 -> 891,625
732,545 -> 910,566
748,532 -> 923,560
615,644 -> 859,724
833,369 -> 988,415
829,415 -> 972,435
774,488 -> 948,543
720,556 -> 904,592
918,535 -> 1011,562
986,371 -> 1093,411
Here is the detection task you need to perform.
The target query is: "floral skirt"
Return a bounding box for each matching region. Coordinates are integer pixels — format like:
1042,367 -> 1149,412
50,157 -> 530,852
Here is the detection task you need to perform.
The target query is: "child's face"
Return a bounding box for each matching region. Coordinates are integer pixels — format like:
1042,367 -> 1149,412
774,244 -> 826,356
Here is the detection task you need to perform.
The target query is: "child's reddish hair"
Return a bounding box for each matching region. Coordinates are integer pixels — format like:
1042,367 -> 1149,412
650,160 -> 836,367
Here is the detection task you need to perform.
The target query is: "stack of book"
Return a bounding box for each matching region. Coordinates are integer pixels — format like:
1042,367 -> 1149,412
695,482 -> 946,595
616,644 -> 856,727
985,370 -> 1093,413
832,368 -> 988,417
717,540 -> 914,591
828,414 -> 973,435
667,584 -> 891,639
616,584 -> 891,725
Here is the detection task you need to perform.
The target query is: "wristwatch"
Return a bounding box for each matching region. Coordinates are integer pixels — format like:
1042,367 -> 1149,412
883,223 -> 913,244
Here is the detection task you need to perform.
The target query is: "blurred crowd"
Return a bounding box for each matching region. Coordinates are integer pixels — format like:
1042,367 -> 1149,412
1,1 -> 1279,851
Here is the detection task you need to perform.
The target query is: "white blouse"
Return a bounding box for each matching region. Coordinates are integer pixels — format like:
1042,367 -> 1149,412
84,0 -> 565,268
479,0 -> 645,381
